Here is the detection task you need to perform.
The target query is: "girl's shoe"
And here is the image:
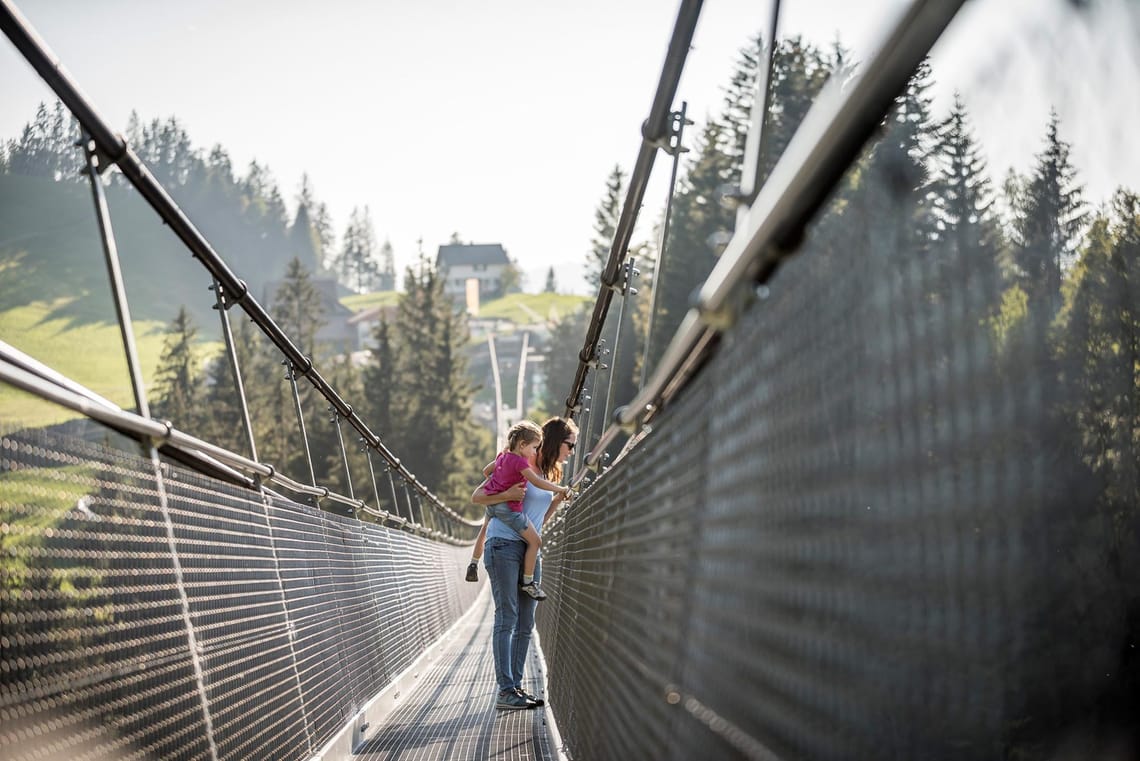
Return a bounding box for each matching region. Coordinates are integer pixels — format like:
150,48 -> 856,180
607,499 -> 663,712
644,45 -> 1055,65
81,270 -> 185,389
519,581 -> 547,600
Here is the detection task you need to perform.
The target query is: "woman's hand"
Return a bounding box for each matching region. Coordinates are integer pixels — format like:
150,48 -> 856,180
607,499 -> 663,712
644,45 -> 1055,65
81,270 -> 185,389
471,481 -> 527,505
470,481 -> 526,505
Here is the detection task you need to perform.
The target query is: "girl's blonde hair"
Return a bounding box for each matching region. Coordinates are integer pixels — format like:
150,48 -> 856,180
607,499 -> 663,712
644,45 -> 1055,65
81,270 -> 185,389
506,420 -> 543,452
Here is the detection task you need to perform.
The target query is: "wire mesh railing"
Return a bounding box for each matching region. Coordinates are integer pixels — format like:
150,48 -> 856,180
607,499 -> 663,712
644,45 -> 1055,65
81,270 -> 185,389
0,426 -> 480,761
538,0 -> 1140,758
0,0 -> 479,541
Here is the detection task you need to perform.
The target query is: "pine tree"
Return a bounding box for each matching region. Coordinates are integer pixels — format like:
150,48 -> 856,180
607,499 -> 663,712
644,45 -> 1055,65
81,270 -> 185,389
201,315 -> 265,459
364,317 -> 397,438
5,101 -> 83,181
151,306 -> 202,428
245,258 -> 329,482
544,266 -> 557,293
930,92 -> 1004,311
313,202 -> 337,272
272,257 -> 327,357
360,317 -> 405,514
289,203 -> 321,273
378,239 -> 397,291
314,354 -> 370,506
586,165 -> 625,290
545,306 -> 590,413
336,206 -> 380,292
379,255 -> 482,504
1055,191 -> 1140,531
648,35 -> 835,369
1009,111 -> 1087,316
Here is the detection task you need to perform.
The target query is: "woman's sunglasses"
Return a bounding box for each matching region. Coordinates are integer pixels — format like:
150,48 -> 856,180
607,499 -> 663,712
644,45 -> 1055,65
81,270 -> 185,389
563,440 -> 576,451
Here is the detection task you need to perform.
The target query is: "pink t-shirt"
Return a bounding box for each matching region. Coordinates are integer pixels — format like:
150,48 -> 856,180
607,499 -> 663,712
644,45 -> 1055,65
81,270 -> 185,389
485,451 -> 530,512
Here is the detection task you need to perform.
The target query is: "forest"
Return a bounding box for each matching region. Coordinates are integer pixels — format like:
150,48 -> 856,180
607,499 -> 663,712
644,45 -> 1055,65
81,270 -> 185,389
3,32 -> 1137,533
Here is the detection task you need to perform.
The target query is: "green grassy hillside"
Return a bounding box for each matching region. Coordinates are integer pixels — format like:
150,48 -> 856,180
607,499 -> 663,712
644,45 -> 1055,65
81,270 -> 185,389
0,300 -> 218,428
474,293 -> 590,323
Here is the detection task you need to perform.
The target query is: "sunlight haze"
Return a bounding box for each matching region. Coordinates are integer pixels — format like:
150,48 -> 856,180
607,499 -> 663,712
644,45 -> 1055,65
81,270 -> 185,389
3,0 -> 1136,294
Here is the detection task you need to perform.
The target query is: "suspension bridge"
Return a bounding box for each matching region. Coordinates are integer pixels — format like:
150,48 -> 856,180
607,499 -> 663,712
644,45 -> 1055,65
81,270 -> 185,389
4,0 -> 1139,759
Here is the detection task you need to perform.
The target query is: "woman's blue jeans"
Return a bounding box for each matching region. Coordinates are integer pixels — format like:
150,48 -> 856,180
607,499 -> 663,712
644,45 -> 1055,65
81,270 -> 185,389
484,537 -> 540,693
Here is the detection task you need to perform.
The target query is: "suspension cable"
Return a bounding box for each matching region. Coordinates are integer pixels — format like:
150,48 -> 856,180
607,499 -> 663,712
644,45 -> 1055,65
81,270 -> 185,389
0,0 -> 479,533
563,0 -> 704,418
579,0 -> 969,473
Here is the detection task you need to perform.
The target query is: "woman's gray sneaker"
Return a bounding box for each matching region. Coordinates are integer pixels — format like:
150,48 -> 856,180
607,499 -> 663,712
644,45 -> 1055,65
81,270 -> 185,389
516,688 -> 544,706
496,689 -> 535,710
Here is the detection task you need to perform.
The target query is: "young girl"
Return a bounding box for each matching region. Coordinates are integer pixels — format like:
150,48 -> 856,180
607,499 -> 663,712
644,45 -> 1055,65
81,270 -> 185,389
468,420 -> 568,600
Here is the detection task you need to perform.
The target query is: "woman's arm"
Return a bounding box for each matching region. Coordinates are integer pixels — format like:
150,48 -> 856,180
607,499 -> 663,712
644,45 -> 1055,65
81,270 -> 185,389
520,467 -> 569,495
542,491 -> 568,527
482,460 -> 495,478
470,480 -> 526,505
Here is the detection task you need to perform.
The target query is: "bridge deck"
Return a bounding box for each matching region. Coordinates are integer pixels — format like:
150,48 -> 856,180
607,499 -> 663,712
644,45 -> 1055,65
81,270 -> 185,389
356,590 -> 558,761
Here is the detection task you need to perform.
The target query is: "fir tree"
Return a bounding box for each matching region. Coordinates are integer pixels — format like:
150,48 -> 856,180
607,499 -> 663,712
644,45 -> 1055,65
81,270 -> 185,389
930,92 -> 1004,311
273,257 -> 327,355
544,266 -> 557,293
649,35 -> 835,369
379,255 -> 483,504
586,165 -> 625,290
313,202 -> 337,272
378,239 -> 397,291
336,206 -> 380,292
260,257 -> 329,481
5,101 -> 83,181
1009,111 -> 1087,316
289,203 -> 321,273
151,307 -> 202,428
1055,191 -> 1140,532
545,306 -> 591,413
201,315 -> 266,459
364,317 -> 397,439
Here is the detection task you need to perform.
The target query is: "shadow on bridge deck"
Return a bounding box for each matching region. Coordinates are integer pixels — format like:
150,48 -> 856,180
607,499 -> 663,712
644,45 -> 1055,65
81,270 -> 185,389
355,590 -> 558,761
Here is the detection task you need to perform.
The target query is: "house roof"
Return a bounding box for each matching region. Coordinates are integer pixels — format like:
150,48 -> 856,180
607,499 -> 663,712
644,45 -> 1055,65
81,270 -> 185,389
436,243 -> 509,268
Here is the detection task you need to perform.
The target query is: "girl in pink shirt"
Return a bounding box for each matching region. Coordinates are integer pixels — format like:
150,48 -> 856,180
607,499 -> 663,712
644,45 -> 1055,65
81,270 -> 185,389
477,420 -> 568,600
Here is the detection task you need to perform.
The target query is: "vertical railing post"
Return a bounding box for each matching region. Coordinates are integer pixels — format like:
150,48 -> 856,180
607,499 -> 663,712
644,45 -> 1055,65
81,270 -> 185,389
81,137 -> 221,761
364,445 -> 383,517
83,140 -> 150,418
641,102 -> 690,389
601,257 -> 637,433
330,407 -> 355,511
579,340 -> 607,466
284,359 -> 317,488
386,466 -> 403,522
403,482 -> 420,527
210,278 -> 259,461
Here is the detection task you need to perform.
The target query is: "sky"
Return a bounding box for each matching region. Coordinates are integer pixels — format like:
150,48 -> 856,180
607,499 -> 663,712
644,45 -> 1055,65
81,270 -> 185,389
3,0 -> 1138,296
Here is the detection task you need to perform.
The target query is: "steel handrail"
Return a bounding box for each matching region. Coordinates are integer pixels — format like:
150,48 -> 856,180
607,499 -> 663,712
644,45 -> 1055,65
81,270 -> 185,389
0,0 -> 479,531
579,0 -> 968,472
563,0 -> 703,415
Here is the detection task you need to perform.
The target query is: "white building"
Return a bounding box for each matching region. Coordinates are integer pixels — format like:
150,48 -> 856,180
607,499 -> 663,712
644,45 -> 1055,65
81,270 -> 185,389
436,243 -> 511,307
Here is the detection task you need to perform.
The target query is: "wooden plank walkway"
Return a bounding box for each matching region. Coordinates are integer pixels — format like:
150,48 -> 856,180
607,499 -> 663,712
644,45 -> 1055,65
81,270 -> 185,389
355,589 -> 559,761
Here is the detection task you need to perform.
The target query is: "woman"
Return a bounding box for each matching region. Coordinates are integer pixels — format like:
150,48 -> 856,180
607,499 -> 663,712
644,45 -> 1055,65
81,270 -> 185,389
471,416 -> 578,710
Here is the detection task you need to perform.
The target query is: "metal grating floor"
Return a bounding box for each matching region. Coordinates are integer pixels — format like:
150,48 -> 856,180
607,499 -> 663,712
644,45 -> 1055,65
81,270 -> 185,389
356,590 -> 557,761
